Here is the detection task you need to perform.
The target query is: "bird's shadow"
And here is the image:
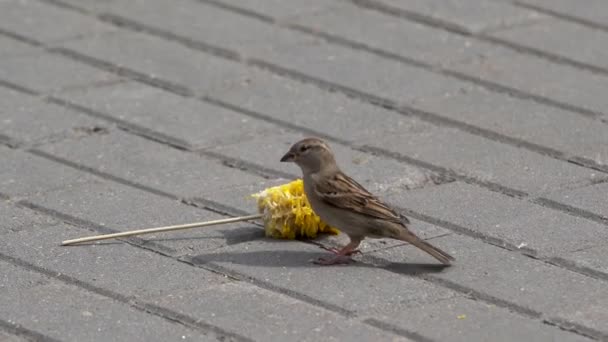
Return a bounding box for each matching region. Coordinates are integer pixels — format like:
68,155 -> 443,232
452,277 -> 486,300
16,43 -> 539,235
189,241 -> 449,276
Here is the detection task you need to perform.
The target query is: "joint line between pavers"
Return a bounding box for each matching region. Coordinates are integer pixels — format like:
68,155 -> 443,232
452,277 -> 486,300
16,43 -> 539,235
11,0 -> 608,172
0,251 -> 253,342
347,0 -> 608,78
6,181 -> 606,340
513,1 -> 608,34
0,318 -> 63,342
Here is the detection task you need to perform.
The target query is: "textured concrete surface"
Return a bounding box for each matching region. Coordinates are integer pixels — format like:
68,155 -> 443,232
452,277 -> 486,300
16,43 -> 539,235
1,0 -> 607,341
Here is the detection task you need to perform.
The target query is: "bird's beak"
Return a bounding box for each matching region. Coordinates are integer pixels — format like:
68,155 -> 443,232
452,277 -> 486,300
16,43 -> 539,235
280,151 -> 296,162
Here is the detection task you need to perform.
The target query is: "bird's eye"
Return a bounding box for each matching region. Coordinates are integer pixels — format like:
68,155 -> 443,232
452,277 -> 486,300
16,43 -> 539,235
300,145 -> 310,152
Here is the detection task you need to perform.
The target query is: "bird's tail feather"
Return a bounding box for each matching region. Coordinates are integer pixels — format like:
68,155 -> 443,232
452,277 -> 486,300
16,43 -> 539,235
399,233 -> 455,265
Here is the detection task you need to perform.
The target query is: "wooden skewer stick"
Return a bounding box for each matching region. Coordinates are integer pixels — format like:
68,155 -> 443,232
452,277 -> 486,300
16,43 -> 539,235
61,213 -> 263,246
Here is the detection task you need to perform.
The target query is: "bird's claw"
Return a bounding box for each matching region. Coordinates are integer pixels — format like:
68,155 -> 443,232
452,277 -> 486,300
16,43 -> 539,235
319,245 -> 361,256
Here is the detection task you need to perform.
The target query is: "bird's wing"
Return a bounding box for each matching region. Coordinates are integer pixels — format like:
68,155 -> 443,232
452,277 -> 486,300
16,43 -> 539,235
313,171 -> 409,224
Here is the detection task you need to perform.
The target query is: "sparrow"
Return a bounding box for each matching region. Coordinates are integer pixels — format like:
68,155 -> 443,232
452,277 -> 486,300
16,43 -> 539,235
280,137 -> 454,266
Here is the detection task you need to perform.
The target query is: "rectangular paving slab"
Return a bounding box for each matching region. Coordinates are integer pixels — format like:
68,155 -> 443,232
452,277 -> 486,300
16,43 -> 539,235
36,128 -> 267,199
0,221 -> 408,341
0,260 -> 216,342
370,234 -> 608,335
0,87 -> 101,146
190,238 -> 591,341
58,81 -> 279,150
0,52 -> 121,94
383,181 -> 608,260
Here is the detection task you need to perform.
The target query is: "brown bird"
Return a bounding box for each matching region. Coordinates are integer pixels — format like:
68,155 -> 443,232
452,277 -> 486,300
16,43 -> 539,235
280,137 -> 454,265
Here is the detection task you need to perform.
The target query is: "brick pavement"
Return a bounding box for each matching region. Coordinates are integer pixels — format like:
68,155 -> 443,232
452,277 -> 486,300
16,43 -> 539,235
0,0 -> 607,341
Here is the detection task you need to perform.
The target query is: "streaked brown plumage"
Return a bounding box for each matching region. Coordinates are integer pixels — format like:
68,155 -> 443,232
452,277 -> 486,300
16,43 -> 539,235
280,137 -> 454,265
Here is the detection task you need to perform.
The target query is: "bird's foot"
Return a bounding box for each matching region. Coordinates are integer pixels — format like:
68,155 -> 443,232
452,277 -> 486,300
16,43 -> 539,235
313,255 -> 354,266
320,245 -> 361,256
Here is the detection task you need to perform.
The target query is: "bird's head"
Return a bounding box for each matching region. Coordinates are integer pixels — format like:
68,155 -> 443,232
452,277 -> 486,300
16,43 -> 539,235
280,137 -> 336,173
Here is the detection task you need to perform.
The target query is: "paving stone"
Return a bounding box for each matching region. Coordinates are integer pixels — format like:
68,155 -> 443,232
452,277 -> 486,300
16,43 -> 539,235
206,0 -> 338,20
37,129 -> 267,198
60,31 -> 255,95
191,238 -> 589,341
366,124 -> 597,194
32,179 -> 262,257
205,65 -> 608,175
0,261 -> 213,342
370,234 -> 608,334
371,0 -> 546,33
191,238 -> 459,316
205,67 -> 436,143
517,0 -> 608,25
0,223 -> 228,305
59,0 -> 469,104
58,81 -> 278,149
383,181 -> 608,258
0,52 -> 120,94
0,0 -> 116,43
0,35 -> 39,57
205,130 -> 439,192
545,182 -> 608,219
0,331 -> 29,342
563,245 -> 608,275
291,1 -> 495,66
413,85 -> 608,165
490,18 -> 608,69
0,201 -> 59,236
0,225 -> 406,342
0,87 -> 101,146
0,146 -> 95,197
374,296 -> 592,342
451,47 -> 608,116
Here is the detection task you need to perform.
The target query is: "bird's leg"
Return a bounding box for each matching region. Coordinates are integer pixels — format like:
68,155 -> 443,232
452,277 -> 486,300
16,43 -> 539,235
319,245 -> 361,256
315,238 -> 362,265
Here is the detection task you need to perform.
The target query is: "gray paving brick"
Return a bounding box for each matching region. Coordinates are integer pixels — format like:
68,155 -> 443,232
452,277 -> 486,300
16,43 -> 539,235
413,85 -> 608,165
60,31 -> 255,95
206,68 -> 429,144
367,124 -> 597,194
0,0 -> 116,43
371,0 -> 546,33
58,81 -> 278,149
205,130 -> 438,192
563,245 -> 608,275
0,87 -> 101,146
32,179 -> 262,256
374,296 -> 592,342
451,47 -> 608,116
0,201 -> 59,236
517,0 -> 608,25
545,182 -> 608,219
0,331 -> 29,342
490,18 -> 608,69
50,3 -> 601,193
0,223 -> 229,301
0,146 -> 95,197
370,234 -> 608,334
0,261 -> 213,342
206,66 -> 608,176
59,0 -> 469,103
191,238 -> 590,341
0,35 -> 39,57
206,0 -> 338,20
383,181 -> 608,258
37,128 -> 267,199
0,224 -> 407,341
192,238 -> 458,315
291,1 -> 495,66
0,52 -> 120,94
